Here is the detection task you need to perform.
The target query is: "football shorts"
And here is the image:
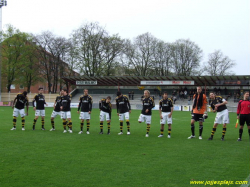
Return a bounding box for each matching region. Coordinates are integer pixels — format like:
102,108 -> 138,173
61,111 -> 71,119
35,110 -> 45,117
214,109 -> 229,124
51,111 -> 61,118
100,111 -> 110,121
138,114 -> 151,124
119,112 -> 129,121
13,108 -> 26,117
160,112 -> 172,125
191,113 -> 204,122
79,112 -> 91,120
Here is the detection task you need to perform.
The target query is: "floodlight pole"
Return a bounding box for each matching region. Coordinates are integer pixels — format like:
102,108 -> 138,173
0,0 -> 7,101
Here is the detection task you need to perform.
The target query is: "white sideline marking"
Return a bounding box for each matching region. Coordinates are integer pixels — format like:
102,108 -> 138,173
240,174 -> 250,187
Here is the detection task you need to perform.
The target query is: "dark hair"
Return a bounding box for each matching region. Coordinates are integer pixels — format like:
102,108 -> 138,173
117,91 -> 122,96
38,87 -> 43,90
244,91 -> 249,95
23,91 -> 27,96
163,91 -> 168,95
106,96 -> 111,100
63,88 -> 68,93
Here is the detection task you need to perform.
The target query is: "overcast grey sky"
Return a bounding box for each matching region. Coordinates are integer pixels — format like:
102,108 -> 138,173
1,0 -> 250,75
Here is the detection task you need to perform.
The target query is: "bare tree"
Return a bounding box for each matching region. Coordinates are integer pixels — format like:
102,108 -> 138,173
34,31 -> 69,93
153,41 -> 173,76
71,22 -> 123,77
171,39 -> 203,76
202,50 -> 236,76
122,33 -> 157,76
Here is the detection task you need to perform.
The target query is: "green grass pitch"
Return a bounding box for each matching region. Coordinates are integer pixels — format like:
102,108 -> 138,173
0,106 -> 249,187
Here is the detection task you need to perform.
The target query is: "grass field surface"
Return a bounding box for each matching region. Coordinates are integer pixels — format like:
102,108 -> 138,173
0,106 -> 249,187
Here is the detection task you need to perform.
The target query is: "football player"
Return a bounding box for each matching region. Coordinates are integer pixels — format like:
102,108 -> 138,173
32,88 -> 48,130
60,89 -> 73,133
208,92 -> 229,141
158,92 -> 173,138
116,91 -> 131,135
78,89 -> 93,134
11,91 -> 29,130
138,90 -> 155,137
99,96 -> 112,134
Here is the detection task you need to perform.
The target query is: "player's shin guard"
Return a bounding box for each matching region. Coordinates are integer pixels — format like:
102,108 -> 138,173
146,124 -> 150,134
51,119 -> 55,129
68,120 -> 72,130
80,122 -> 83,131
63,119 -> 67,130
222,128 -> 226,138
199,125 -> 203,136
168,128 -> 171,135
41,119 -> 45,129
211,127 -> 217,137
33,119 -> 37,130
126,121 -> 130,132
120,121 -> 123,132
87,122 -> 90,132
13,116 -> 17,128
107,122 -> 111,133
239,128 -> 243,139
191,124 -> 195,136
160,129 -> 164,135
100,122 -> 103,132
21,117 -> 25,128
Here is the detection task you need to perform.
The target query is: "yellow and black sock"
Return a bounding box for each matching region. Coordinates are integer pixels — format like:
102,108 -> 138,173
120,121 -> 123,132
80,122 -> 83,131
87,122 -> 90,132
33,119 -> 37,130
41,119 -> 45,129
51,119 -> 55,129
107,122 -> 111,133
160,129 -> 164,135
63,119 -> 67,130
146,124 -> 150,134
222,128 -> 226,138
68,120 -> 72,130
21,117 -> 25,128
13,116 -> 17,128
168,128 -> 171,135
100,122 -> 103,132
211,127 -> 217,137
126,120 -> 130,132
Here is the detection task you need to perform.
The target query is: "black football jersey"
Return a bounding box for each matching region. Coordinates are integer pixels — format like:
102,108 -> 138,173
141,97 -> 155,115
78,95 -> 93,112
159,98 -> 173,112
61,94 -> 71,111
99,98 -> 112,113
115,95 -> 131,113
209,96 -> 227,112
33,94 -> 46,110
54,95 -> 62,112
14,93 -> 29,109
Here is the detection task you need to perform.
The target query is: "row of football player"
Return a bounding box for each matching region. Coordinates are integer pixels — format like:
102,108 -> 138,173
11,88 -> 250,141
